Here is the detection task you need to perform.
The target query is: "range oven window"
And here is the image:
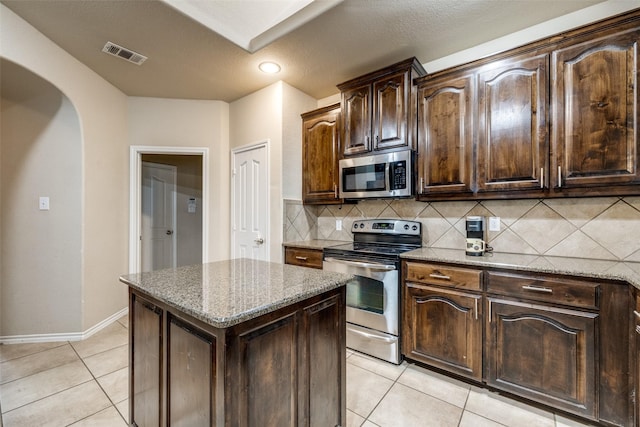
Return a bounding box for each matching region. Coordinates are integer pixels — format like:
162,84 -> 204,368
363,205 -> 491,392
343,163 -> 385,192
346,275 -> 384,314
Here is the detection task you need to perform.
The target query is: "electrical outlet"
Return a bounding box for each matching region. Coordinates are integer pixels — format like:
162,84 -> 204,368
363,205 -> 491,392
489,216 -> 500,231
39,196 -> 50,211
336,219 -> 342,231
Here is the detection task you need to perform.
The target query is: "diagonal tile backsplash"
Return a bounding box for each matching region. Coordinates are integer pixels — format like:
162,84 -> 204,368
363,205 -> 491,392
283,197 -> 640,262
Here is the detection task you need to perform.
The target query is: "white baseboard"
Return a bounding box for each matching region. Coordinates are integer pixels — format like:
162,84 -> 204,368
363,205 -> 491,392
0,307 -> 129,344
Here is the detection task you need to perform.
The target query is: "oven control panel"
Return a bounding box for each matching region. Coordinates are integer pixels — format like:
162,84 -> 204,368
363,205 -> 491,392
351,219 -> 421,235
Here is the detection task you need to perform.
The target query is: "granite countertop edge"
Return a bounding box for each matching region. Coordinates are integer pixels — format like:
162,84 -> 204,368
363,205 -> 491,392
282,241 -> 640,289
400,248 -> 640,290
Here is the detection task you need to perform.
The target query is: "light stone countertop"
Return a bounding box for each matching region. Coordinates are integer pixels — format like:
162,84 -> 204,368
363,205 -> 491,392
401,247 -> 640,289
119,258 -> 353,328
282,240 -> 640,289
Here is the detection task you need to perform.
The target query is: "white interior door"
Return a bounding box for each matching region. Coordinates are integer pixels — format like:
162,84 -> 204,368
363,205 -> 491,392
141,161 -> 177,271
231,143 -> 268,260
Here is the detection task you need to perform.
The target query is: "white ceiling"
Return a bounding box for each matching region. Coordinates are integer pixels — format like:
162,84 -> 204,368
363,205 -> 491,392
1,0 -> 629,102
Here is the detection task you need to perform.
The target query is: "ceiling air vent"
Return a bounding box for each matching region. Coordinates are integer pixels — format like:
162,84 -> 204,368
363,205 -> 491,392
102,41 -> 147,65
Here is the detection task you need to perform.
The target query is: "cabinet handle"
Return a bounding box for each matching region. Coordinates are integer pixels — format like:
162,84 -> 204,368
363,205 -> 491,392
429,273 -> 451,280
558,166 -> 562,188
420,177 -> 424,194
636,325 -> 640,335
540,167 -> 544,189
522,285 -> 553,293
295,256 -> 308,261
474,298 -> 478,321
334,183 -> 338,199
634,310 -> 640,320
488,300 -> 492,323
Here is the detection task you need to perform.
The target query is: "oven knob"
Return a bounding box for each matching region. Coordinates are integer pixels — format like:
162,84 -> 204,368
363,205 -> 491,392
359,222 -> 364,228
412,225 -> 418,231
353,223 -> 359,229
404,224 -> 409,230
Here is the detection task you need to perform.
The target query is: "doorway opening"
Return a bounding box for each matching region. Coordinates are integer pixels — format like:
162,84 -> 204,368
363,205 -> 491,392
129,146 -> 209,273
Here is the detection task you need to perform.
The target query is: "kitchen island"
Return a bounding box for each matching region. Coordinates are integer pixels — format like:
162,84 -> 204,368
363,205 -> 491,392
119,258 -> 352,427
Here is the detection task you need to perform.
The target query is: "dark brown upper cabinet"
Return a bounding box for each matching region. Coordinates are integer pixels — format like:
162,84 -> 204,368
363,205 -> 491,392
337,58 -> 426,156
301,103 -> 342,204
414,10 -> 640,201
552,28 -> 640,192
416,74 -> 474,198
476,54 -> 549,194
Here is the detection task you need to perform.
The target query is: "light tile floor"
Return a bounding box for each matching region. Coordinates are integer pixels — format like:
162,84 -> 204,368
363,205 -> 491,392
0,314 -> 597,427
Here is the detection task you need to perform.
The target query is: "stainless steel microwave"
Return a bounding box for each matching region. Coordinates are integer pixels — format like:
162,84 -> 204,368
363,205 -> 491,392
339,150 -> 414,199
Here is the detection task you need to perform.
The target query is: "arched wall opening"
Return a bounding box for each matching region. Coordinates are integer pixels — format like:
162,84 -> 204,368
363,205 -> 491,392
1,58 -> 83,338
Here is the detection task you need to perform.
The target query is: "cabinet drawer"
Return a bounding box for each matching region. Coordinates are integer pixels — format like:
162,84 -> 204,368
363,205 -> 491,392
404,262 -> 482,291
486,271 -> 599,310
284,247 -> 323,269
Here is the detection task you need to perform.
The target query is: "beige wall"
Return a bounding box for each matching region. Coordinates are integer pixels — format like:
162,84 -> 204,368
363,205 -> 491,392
1,4 -> 129,337
128,97 -> 230,261
1,60 -> 83,336
230,81 -> 315,263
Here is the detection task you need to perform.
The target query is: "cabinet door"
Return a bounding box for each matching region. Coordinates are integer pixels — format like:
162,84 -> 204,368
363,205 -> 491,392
373,71 -> 408,151
342,84 -> 372,156
235,313 -> 298,427
403,283 -> 482,380
301,104 -> 342,204
477,54 -> 549,193
552,30 -> 640,189
130,293 -> 163,427
299,294 -> 346,427
486,297 -> 598,418
634,292 -> 640,427
167,315 -> 215,426
416,75 -> 474,197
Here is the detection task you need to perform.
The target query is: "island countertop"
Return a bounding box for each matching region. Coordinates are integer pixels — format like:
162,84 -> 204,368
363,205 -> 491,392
119,258 -> 353,328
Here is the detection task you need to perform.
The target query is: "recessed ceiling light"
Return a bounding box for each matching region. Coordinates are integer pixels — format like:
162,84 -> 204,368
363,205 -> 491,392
259,62 -> 281,74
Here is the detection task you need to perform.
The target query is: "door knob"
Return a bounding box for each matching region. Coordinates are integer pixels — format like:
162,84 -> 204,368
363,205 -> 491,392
166,230 -> 173,235
254,237 -> 264,245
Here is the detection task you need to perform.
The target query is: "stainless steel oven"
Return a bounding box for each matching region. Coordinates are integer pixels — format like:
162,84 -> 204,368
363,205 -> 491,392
323,219 -> 422,364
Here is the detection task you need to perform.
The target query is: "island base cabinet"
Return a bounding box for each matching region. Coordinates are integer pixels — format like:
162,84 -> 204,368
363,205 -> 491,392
130,293 -> 163,427
167,316 -> 216,426
485,297 -> 598,419
129,287 -> 346,427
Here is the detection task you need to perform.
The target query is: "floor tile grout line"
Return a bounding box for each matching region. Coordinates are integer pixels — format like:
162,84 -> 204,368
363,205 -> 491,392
0,344 -> 83,388
0,377 -> 96,417
0,341 -> 68,364
69,340 -> 129,425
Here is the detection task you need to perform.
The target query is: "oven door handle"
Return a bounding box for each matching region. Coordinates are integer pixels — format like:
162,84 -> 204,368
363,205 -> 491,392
324,257 -> 396,271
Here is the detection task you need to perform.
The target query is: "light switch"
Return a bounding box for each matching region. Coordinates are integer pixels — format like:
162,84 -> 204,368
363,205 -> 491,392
39,196 -> 50,211
336,219 -> 342,231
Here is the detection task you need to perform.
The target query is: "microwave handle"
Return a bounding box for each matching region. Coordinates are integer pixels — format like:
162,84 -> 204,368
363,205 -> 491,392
386,161 -> 392,191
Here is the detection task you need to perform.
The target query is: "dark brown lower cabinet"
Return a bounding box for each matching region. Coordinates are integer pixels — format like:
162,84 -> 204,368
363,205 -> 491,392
402,262 -> 632,426
129,287 -> 346,427
131,295 -> 163,427
634,290 -> 640,427
486,297 -> 598,418
403,283 -> 482,380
